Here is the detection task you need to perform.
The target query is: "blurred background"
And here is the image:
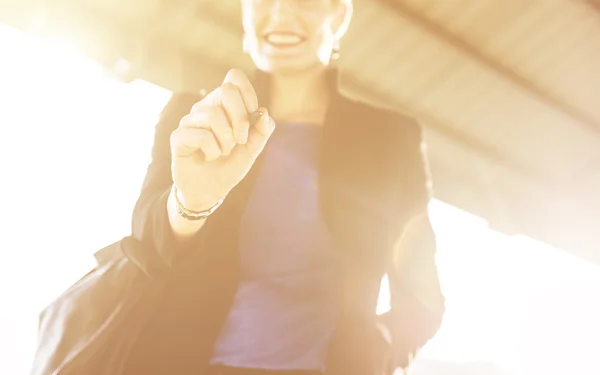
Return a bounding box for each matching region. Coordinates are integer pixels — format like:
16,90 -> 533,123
0,1 -> 599,374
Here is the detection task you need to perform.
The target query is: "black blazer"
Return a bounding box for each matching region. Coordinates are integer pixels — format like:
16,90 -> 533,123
121,69 -> 445,375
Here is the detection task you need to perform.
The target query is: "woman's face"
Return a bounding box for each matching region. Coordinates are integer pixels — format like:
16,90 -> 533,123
241,0 -> 351,74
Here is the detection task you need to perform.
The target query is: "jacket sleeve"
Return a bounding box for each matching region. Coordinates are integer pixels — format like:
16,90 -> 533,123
124,92 -> 202,278
380,118 -> 446,369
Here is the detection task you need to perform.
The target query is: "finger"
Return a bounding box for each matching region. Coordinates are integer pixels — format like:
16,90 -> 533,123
193,83 -> 250,145
192,69 -> 257,113
170,127 -> 221,161
179,106 -> 236,155
219,82 -> 251,144
195,69 -> 258,143
245,107 -> 275,159
222,68 -> 258,113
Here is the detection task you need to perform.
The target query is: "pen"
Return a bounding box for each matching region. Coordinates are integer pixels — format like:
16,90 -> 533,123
249,110 -> 264,128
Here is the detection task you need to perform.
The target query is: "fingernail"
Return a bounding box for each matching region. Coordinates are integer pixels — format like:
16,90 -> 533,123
269,115 -> 275,129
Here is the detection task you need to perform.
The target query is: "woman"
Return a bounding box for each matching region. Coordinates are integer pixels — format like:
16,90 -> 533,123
123,0 -> 445,374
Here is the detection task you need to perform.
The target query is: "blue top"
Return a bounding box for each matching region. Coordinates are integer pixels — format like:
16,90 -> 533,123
210,122 -> 341,371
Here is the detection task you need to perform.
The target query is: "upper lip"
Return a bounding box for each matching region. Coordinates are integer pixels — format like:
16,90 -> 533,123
263,31 -> 306,40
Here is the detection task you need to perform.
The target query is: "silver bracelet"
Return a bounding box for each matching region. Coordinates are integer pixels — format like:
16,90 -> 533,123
171,184 -> 223,221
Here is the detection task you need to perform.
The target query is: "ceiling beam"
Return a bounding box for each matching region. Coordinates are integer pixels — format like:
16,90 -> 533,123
3,2 -> 599,262
0,1 -> 567,186
379,0 -> 600,137
189,4 -> 559,186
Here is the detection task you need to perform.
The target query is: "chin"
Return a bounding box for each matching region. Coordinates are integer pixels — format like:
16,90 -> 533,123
254,56 -> 328,76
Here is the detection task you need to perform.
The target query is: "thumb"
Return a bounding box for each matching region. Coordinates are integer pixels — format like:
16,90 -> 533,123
244,108 -> 275,159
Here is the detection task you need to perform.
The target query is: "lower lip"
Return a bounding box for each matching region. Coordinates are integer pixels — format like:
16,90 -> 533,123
262,40 -> 306,55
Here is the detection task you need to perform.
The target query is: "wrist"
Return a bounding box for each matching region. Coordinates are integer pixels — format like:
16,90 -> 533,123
166,188 -> 206,241
171,184 -> 224,220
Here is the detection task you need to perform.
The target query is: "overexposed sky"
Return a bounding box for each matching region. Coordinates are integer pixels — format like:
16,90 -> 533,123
0,23 -> 598,375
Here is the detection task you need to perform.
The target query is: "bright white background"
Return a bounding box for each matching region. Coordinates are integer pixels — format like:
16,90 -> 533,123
1,24 -> 599,375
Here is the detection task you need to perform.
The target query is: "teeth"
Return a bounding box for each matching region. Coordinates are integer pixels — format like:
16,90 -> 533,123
266,33 -> 303,45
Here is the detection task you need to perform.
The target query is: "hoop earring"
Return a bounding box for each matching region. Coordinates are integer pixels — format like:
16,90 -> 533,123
331,39 -> 340,61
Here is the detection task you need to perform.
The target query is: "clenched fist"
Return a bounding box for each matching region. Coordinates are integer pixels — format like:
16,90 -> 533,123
170,69 -> 275,211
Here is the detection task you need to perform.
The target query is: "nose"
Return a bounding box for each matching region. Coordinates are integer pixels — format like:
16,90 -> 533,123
268,0 -> 295,21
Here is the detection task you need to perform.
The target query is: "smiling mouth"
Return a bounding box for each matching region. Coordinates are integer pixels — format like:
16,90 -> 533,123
263,32 -> 306,48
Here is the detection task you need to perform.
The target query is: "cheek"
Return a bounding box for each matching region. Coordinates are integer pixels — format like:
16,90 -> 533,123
311,19 -> 336,47
310,14 -> 334,36
242,6 -> 263,36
